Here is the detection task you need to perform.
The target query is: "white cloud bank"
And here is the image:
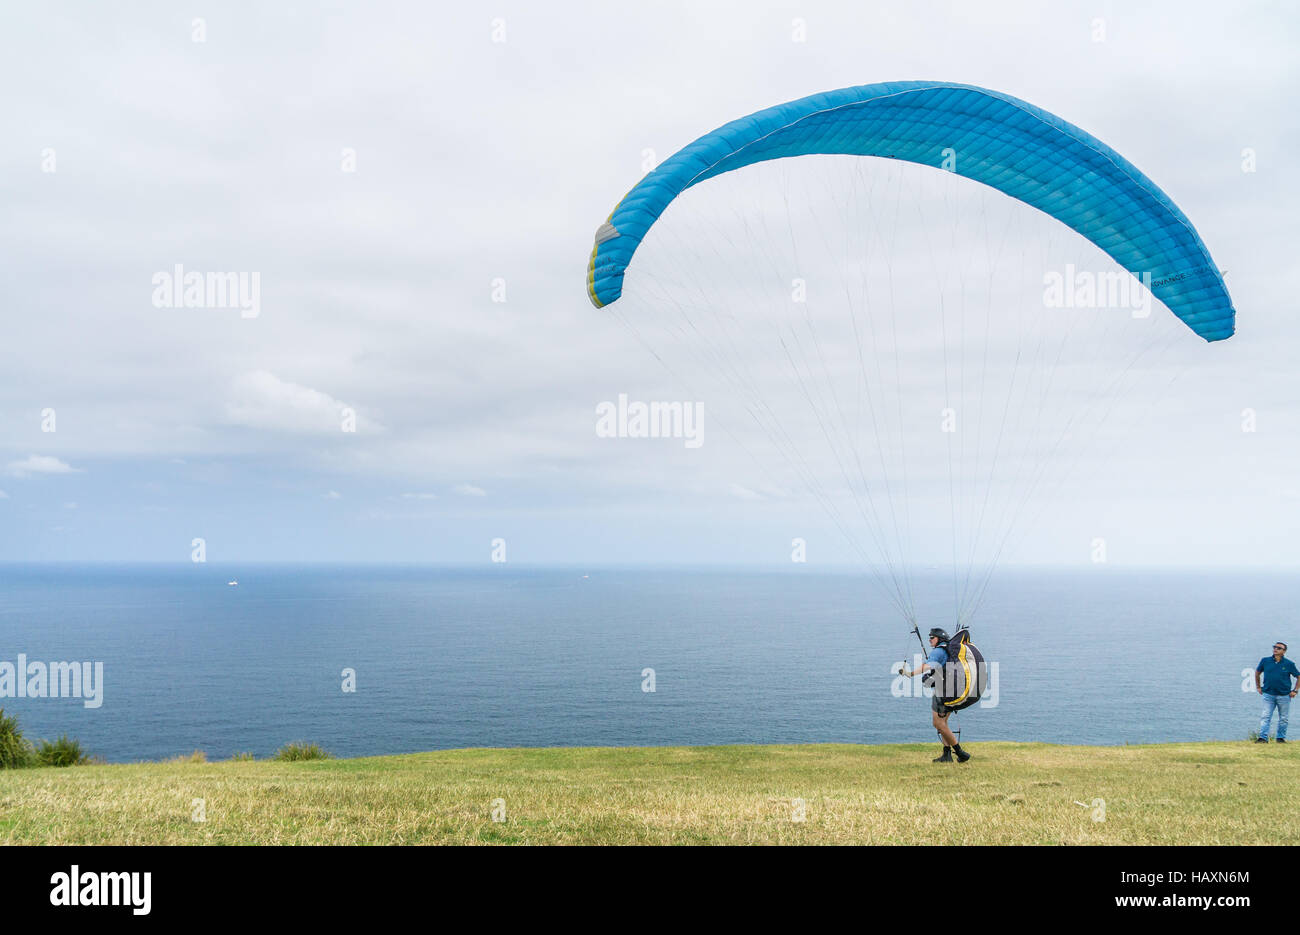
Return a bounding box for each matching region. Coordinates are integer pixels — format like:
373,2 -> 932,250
6,455 -> 81,478
224,370 -> 377,436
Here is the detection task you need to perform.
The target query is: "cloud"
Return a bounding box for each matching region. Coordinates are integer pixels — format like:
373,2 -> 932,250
6,455 -> 81,478
453,484 -> 486,497
0,4 -> 1292,565
225,371 -> 373,436
0,489 -> 8,499
324,490 -> 341,500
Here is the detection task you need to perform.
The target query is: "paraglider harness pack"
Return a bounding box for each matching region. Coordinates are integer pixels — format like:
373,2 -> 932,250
921,628 -> 987,712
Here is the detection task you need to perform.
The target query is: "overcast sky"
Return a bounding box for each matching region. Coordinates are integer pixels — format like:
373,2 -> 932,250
0,1 -> 1296,567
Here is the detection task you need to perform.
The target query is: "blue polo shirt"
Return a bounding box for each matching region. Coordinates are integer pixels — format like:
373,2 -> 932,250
1257,656 -> 1299,695
926,647 -> 949,668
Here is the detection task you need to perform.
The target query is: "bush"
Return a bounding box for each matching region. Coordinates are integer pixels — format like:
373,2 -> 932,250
229,751 -> 256,762
274,742 -> 332,762
34,734 -> 90,767
0,709 -> 35,768
167,750 -> 207,764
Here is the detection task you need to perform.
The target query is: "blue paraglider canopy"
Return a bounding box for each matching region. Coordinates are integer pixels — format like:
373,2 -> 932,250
587,81 -> 1234,342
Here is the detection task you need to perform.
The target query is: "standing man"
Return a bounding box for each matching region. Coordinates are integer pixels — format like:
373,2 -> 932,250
1254,641 -> 1299,743
900,627 -> 971,763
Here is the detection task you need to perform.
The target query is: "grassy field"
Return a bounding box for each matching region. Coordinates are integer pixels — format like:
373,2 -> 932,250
1,741 -> 1295,845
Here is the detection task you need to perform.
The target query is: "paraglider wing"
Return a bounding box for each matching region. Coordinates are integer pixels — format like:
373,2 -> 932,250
586,81 -> 1235,341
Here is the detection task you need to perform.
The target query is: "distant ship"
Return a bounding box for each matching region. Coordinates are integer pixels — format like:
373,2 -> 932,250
227,580 -> 238,587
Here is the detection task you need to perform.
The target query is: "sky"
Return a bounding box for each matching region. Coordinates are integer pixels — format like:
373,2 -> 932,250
0,1 -> 1297,567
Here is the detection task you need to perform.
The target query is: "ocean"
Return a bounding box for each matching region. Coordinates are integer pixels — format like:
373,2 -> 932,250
0,564 -> 1288,762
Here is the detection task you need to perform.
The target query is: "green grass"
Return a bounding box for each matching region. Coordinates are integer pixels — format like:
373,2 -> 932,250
0,741 -> 1294,845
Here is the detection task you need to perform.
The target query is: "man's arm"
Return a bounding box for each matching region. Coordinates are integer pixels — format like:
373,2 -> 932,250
1255,664 -> 1263,694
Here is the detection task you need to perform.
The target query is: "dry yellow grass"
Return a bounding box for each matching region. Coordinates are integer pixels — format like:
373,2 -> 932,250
1,741 -> 1294,845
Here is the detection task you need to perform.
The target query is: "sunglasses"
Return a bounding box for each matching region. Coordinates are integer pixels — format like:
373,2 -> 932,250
1274,645 -> 1287,651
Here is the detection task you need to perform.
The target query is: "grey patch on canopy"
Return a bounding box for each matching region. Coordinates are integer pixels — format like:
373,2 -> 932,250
593,221 -> 620,245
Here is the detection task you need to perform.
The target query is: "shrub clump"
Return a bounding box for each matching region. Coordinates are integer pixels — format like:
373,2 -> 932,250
274,742 -> 332,762
1,712 -> 95,768
0,709 -> 35,768
167,750 -> 208,764
34,734 -> 91,767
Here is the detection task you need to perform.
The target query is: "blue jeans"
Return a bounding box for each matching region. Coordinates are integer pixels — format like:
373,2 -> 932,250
1259,692 -> 1291,740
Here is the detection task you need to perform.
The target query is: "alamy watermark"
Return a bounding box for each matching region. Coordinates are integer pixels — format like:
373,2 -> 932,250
0,654 -> 103,708
50,866 -> 150,915
596,394 -> 703,448
890,654 -> 1000,709
152,264 -> 260,319
1043,264 -> 1152,318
